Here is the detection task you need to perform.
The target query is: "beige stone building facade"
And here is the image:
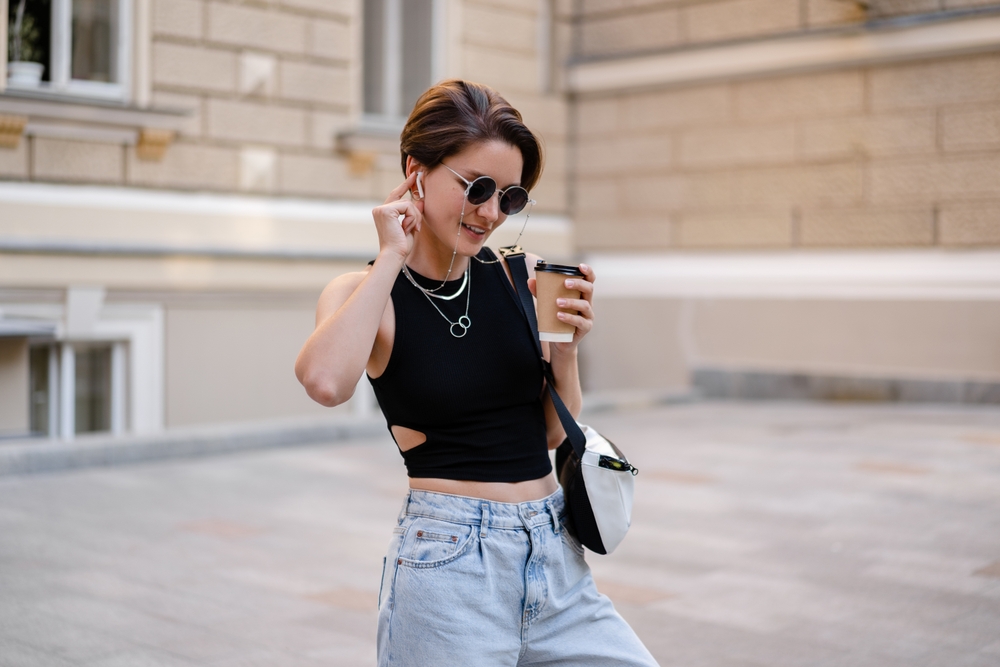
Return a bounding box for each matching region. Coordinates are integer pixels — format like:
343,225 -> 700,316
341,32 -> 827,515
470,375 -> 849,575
1,0 -> 999,440
571,0 -> 1000,401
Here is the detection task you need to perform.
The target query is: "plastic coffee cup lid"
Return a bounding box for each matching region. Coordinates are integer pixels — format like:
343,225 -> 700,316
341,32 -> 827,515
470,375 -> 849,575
535,261 -> 583,276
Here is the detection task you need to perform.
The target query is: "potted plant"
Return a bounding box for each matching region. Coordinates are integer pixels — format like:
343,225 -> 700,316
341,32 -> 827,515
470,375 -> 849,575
7,0 -> 45,86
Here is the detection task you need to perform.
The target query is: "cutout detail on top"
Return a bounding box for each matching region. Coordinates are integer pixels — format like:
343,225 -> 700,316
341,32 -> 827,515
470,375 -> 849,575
391,426 -> 427,451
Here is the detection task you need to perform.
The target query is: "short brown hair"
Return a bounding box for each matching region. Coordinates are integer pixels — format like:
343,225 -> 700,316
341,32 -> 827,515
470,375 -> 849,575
400,80 -> 544,192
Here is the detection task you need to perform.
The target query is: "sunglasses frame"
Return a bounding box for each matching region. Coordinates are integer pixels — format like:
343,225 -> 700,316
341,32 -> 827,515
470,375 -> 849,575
441,163 -> 533,216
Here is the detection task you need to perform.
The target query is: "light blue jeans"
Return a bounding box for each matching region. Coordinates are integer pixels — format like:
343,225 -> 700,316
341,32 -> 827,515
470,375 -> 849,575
377,488 -> 659,666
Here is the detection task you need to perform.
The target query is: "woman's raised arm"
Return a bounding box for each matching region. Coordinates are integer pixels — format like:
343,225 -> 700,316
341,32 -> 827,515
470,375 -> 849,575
294,174 -> 422,407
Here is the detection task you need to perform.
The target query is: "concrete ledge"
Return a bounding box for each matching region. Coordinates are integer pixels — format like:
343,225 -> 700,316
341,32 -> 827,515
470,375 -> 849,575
585,250 -> 1000,301
581,388 -> 700,414
570,12 -> 1000,94
694,368 -> 1000,404
0,416 -> 387,476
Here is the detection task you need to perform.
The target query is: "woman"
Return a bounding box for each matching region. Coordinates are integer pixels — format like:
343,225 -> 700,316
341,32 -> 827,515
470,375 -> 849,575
295,80 -> 657,667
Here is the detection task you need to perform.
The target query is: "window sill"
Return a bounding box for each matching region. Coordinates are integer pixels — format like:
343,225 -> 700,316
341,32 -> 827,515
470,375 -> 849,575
4,79 -> 126,103
0,91 -> 191,160
335,116 -> 404,175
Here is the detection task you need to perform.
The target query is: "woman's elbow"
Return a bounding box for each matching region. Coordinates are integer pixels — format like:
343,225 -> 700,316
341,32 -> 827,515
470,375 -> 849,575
304,377 -> 353,408
296,362 -> 353,408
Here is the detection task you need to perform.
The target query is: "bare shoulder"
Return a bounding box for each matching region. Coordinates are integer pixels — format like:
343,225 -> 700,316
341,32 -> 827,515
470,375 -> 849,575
316,267 -> 371,324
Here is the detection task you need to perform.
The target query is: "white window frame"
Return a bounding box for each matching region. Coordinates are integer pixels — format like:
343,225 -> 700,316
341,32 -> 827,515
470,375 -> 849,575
52,0 -> 133,101
3,0 -> 133,101
361,0 -> 446,127
7,300 -> 163,440
55,339 -> 128,438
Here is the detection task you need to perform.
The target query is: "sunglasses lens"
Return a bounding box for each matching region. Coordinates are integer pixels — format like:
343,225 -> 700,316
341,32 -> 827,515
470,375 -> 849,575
500,187 -> 529,215
466,177 -> 496,205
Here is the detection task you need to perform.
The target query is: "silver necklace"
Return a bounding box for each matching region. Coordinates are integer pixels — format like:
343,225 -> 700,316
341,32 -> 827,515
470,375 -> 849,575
401,264 -> 467,301
408,264 -> 472,338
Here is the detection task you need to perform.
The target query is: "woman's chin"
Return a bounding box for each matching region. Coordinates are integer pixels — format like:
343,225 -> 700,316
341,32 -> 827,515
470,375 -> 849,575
458,233 -> 493,254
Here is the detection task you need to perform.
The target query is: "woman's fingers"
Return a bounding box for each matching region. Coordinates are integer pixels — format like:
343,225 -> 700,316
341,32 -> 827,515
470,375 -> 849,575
384,173 -> 417,205
556,311 -> 593,333
371,194 -> 423,258
554,264 -> 596,341
401,208 -> 421,234
563,278 -> 594,300
379,198 -> 419,223
572,265 -> 596,298
556,298 -> 592,316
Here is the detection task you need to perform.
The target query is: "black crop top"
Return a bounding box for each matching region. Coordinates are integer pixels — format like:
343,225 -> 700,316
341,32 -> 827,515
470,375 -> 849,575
367,248 -> 552,482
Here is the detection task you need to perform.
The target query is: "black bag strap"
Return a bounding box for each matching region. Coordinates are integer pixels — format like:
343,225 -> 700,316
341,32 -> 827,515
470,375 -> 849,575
499,246 -> 588,459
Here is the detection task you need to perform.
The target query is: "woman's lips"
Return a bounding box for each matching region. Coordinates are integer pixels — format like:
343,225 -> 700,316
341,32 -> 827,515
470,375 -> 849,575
462,223 -> 488,239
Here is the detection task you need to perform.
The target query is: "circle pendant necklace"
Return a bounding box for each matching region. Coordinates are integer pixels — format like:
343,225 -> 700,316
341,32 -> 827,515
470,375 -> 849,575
407,264 -> 472,338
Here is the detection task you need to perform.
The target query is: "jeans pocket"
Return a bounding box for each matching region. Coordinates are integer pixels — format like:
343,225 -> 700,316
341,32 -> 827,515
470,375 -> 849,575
397,517 -> 476,569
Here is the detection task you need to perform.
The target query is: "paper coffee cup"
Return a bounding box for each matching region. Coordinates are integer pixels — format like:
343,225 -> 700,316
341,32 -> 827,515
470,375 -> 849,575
535,261 -> 584,343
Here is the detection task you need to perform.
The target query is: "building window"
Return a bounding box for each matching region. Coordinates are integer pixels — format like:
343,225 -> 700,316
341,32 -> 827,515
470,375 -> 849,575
28,346 -> 54,436
26,341 -> 127,438
71,0 -> 118,84
363,0 -> 437,122
74,344 -> 112,434
6,0 -> 131,101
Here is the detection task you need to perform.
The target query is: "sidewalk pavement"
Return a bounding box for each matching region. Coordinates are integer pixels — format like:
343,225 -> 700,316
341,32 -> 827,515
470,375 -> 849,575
0,416 -> 385,476
1,401 -> 999,666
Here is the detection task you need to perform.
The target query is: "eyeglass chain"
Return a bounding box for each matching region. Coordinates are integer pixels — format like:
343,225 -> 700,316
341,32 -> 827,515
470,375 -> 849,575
402,183 -> 534,336
409,189 -> 536,296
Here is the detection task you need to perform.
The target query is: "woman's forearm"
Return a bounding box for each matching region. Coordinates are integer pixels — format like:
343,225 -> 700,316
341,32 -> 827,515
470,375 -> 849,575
543,347 -> 582,448
295,251 -> 404,406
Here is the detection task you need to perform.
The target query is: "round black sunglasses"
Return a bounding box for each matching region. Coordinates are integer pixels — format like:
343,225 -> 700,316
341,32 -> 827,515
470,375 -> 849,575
442,163 -> 533,216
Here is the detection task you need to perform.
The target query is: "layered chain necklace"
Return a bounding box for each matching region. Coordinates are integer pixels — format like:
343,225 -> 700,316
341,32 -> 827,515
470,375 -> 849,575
403,263 -> 472,338
402,189 -> 533,336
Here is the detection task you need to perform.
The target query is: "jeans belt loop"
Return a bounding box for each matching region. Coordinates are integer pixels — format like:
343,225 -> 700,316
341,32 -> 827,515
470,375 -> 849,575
548,499 -> 560,534
480,503 -> 489,539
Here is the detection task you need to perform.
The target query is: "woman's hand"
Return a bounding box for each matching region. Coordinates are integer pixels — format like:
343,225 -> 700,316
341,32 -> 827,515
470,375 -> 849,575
528,263 -> 596,355
372,173 -> 423,260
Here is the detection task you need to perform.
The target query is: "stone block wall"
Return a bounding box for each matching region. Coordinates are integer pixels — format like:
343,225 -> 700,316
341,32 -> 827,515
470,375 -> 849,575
461,0 -> 570,215
576,0 -> 866,60
10,0 -> 569,213
140,0 -> 360,197
573,49 -> 1000,250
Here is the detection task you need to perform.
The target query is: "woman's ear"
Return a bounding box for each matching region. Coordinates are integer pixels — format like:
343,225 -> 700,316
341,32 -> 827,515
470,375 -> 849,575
405,156 -> 424,179
405,156 -> 425,200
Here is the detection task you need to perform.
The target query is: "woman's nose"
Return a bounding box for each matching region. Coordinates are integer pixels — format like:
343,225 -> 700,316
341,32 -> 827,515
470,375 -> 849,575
477,192 -> 500,222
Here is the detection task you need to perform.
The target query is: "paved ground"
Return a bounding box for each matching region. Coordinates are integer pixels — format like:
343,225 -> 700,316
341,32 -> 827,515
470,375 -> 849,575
2,401 -> 999,667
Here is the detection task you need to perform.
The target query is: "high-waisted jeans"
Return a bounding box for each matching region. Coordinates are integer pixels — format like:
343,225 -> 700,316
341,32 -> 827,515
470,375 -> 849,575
377,487 -> 659,666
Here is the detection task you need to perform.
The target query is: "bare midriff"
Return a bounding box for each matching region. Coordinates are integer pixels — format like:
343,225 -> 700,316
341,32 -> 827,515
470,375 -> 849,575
409,473 -> 559,504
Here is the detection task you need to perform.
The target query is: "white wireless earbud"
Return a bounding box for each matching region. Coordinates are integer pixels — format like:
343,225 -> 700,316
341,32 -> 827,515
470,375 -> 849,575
415,172 -> 425,200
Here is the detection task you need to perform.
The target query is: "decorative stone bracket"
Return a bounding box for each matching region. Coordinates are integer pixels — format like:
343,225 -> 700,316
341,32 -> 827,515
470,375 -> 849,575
336,121 -> 403,177
0,115 -> 28,148
0,92 -> 189,161
136,129 -> 175,161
